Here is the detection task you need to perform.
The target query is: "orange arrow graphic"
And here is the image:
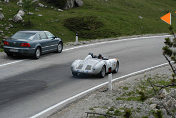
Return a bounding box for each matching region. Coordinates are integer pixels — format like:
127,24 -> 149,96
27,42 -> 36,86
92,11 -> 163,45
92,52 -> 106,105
160,12 -> 171,25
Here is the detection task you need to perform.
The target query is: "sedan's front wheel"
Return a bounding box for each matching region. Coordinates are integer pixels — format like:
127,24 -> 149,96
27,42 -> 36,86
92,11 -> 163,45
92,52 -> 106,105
56,42 -> 63,53
34,47 -> 41,59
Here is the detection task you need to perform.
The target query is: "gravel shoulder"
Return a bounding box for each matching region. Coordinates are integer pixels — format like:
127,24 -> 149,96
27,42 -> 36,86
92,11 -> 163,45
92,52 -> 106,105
50,65 -> 176,118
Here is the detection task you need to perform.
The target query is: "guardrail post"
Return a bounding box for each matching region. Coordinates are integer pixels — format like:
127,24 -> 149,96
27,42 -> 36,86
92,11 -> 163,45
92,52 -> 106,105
75,32 -> 79,45
108,73 -> 112,91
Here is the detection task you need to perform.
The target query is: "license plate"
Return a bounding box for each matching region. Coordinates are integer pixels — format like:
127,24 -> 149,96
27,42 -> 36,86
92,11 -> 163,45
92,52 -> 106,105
9,49 -> 18,52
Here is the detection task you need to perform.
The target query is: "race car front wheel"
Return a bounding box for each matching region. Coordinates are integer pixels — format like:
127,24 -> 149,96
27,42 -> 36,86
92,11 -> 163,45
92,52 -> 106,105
99,66 -> 106,78
72,72 -> 78,77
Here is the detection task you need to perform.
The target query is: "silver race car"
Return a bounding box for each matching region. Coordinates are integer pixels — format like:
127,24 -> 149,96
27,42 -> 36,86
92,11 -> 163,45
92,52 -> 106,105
71,53 -> 119,78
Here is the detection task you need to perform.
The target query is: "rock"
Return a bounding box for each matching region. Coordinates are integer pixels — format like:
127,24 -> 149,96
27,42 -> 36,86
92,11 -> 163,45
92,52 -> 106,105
35,8 -> 39,11
4,0 -> 9,3
64,0 -> 74,9
0,30 -> 3,33
13,14 -> 23,22
3,36 -> 9,39
38,14 -> 43,17
17,0 -> 23,6
0,8 -> 2,11
166,97 -> 176,109
38,3 -> 44,7
9,24 -> 13,28
32,0 -> 38,2
0,12 -> 4,20
8,18 -> 12,21
58,9 -> 63,12
51,6 -> 54,9
64,0 -> 83,9
75,0 -> 83,7
5,27 -> 10,31
169,89 -> 176,99
17,10 -> 25,16
159,89 -> 168,99
138,16 -> 143,19
28,12 -> 34,15
150,104 -> 157,109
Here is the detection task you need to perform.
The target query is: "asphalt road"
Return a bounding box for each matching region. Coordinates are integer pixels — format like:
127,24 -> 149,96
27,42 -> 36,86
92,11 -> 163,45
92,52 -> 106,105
0,35 -> 169,118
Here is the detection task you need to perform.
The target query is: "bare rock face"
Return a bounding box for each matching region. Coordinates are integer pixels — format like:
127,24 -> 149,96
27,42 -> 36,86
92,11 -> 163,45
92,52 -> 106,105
64,0 -> 83,9
0,12 -> 4,20
13,14 -> 23,22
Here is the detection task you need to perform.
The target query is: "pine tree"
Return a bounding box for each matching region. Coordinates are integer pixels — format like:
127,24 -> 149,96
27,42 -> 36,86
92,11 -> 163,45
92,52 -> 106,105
163,26 -> 176,83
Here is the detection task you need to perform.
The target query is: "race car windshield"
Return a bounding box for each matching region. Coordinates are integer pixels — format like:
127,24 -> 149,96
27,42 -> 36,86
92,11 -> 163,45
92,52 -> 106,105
12,32 -> 36,40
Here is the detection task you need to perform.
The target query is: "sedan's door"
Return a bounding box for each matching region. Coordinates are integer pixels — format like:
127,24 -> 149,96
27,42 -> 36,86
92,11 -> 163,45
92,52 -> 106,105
38,31 -> 51,53
44,31 -> 58,50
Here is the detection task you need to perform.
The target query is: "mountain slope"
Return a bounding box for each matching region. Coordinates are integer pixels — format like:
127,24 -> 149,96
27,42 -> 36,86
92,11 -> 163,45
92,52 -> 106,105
0,0 -> 176,47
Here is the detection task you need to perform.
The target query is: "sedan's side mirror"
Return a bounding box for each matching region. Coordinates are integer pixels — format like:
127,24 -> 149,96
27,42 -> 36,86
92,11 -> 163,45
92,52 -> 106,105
51,36 -> 56,39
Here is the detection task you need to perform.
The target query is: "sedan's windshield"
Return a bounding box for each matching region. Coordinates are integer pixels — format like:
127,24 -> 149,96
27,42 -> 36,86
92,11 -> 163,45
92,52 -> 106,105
12,32 -> 36,40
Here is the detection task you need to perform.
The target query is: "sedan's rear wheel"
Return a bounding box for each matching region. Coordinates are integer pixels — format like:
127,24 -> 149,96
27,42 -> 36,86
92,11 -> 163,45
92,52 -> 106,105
56,42 -> 63,53
34,47 -> 41,59
99,66 -> 106,78
6,52 -> 13,57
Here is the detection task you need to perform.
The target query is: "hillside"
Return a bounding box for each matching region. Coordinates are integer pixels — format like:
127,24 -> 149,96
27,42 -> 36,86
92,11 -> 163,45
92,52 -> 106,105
0,0 -> 176,49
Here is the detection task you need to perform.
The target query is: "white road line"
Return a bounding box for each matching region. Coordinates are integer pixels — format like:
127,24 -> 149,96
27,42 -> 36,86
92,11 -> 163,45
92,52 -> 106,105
0,60 -> 24,67
63,35 -> 171,52
30,62 -> 169,118
0,35 -> 171,67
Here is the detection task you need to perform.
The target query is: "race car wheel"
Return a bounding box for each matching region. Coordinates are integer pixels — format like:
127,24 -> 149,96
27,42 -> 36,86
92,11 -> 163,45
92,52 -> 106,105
99,66 -> 106,78
72,72 -> 78,77
56,42 -> 63,53
114,62 -> 119,73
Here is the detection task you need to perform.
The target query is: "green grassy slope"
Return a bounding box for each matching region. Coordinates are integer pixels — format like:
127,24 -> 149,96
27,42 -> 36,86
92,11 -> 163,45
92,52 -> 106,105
0,0 -> 176,45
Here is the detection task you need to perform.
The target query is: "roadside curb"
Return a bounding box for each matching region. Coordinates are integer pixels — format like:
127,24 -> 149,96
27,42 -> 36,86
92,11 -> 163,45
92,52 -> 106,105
31,63 -> 169,118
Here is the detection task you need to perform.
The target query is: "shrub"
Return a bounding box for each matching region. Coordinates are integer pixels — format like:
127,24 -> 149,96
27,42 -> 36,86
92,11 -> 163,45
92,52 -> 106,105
138,91 -> 148,102
64,16 -> 117,39
0,40 -> 3,48
43,0 -> 67,8
64,16 -> 104,32
124,109 -> 132,118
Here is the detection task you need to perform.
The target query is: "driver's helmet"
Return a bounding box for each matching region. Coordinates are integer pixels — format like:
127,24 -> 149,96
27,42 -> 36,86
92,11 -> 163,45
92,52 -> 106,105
98,54 -> 103,59
88,53 -> 94,58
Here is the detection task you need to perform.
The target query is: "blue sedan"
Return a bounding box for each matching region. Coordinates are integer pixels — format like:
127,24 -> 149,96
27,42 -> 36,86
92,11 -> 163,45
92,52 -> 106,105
3,30 -> 63,59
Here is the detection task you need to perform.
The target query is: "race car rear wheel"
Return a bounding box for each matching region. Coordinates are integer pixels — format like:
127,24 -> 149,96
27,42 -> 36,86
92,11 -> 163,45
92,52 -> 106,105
72,72 -> 78,77
114,62 -> 119,73
99,66 -> 106,78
